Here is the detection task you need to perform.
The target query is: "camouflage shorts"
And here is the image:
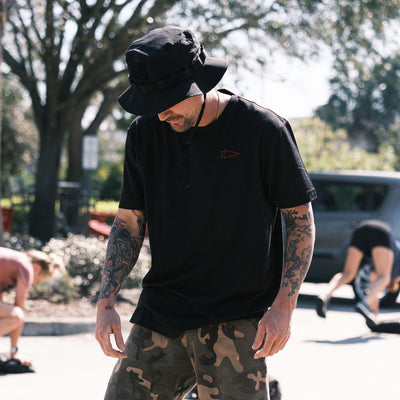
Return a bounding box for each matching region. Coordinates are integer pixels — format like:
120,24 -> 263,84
104,318 -> 269,400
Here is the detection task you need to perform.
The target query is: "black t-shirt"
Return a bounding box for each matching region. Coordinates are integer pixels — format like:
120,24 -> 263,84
119,93 -> 316,337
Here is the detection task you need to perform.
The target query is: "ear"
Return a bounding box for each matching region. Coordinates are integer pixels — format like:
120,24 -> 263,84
32,263 -> 42,274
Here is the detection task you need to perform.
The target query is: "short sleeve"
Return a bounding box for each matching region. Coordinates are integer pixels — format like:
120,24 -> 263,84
119,125 -> 145,211
264,119 -> 316,208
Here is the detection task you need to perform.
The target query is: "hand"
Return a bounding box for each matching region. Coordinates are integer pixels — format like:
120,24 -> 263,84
95,304 -> 127,358
252,305 -> 292,359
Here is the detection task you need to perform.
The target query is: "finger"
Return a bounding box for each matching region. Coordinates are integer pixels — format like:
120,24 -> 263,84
99,330 -> 127,359
268,336 -> 287,357
255,333 -> 290,358
113,326 -> 127,352
254,333 -> 274,359
252,325 -> 266,350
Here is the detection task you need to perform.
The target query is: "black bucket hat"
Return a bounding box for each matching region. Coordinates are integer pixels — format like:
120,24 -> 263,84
118,26 -> 228,116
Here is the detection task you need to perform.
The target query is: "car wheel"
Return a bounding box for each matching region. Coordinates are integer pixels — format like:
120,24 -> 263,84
352,262 -> 400,307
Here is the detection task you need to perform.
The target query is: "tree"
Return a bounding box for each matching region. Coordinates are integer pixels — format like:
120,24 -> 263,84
0,0 -> 5,245
3,0 -> 400,241
316,51 -> 400,152
293,117 -> 398,172
1,76 -> 38,189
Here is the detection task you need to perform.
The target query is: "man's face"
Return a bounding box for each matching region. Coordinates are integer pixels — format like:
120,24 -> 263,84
157,95 -> 203,133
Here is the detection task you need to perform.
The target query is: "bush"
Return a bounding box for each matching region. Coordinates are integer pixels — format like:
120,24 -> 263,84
4,233 -> 151,303
3,232 -> 43,251
99,162 -> 123,201
43,234 -> 108,297
43,234 -> 150,298
29,273 -> 77,304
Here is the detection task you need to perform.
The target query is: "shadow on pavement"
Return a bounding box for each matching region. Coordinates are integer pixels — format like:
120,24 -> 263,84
305,334 -> 384,345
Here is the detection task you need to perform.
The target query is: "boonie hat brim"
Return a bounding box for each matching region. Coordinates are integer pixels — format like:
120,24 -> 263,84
118,55 -> 227,116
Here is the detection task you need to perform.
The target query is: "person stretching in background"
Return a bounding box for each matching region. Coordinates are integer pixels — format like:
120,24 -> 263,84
0,247 -> 63,372
315,220 -> 395,325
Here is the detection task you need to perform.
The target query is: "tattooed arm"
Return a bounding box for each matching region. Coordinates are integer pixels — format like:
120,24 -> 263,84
95,208 -> 146,358
253,202 -> 315,358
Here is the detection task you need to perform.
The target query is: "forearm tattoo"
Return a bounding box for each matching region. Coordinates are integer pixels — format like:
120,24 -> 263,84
99,213 -> 145,303
281,205 -> 315,297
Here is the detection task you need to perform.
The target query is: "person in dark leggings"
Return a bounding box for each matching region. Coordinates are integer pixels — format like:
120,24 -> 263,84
368,236 -> 400,333
315,220 -> 395,325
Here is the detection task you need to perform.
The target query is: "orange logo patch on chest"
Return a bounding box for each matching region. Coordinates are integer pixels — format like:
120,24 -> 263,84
221,150 -> 240,159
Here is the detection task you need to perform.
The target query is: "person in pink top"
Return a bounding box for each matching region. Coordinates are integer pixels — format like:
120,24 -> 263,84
0,247 -> 63,370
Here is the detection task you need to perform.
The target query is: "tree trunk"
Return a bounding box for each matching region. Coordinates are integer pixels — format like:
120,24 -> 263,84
67,109 -> 85,183
29,127 -> 64,242
0,0 -> 5,246
67,130 -> 82,182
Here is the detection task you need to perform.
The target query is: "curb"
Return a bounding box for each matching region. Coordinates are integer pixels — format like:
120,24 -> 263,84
23,317 -> 133,336
22,288 -> 141,336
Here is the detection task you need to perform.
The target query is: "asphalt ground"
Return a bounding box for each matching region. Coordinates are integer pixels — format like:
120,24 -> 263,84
1,284 -> 400,400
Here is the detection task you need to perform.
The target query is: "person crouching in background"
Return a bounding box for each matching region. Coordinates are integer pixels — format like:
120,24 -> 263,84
0,247 -> 63,373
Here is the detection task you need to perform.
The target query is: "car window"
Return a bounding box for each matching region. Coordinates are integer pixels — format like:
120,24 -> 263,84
312,180 -> 388,212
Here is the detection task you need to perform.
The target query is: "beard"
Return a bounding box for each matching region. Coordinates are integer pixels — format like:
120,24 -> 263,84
167,115 -> 197,133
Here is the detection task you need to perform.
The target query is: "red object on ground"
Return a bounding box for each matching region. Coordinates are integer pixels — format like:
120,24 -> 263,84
88,212 -> 115,238
88,211 -> 148,237
89,211 -> 116,223
1,207 -> 14,233
88,219 -> 112,238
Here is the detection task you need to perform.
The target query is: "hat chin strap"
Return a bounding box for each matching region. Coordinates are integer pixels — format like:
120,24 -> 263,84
193,93 -> 206,128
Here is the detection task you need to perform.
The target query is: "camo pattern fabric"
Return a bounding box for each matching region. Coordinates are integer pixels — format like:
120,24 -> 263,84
104,318 -> 269,400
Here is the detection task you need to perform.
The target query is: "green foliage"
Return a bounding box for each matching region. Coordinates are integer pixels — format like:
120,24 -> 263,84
293,118 -> 398,172
91,128 -> 125,203
113,108 -> 136,132
3,232 -> 43,252
42,234 -> 107,297
94,200 -> 119,214
316,52 -> 400,152
1,76 -> 38,191
384,124 -> 400,171
5,0 -> 400,241
173,0 -> 400,72
1,77 -> 24,175
9,207 -> 31,233
98,162 -> 123,201
29,274 -> 77,304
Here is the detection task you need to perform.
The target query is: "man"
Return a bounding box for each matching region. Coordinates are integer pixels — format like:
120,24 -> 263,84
315,220 -> 396,324
96,26 -> 316,400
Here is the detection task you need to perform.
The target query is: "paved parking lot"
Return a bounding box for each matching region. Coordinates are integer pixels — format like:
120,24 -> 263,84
1,286 -> 400,400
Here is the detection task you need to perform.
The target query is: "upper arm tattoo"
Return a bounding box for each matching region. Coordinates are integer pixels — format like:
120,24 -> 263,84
131,210 -> 146,237
280,205 -> 315,297
99,212 -> 146,302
